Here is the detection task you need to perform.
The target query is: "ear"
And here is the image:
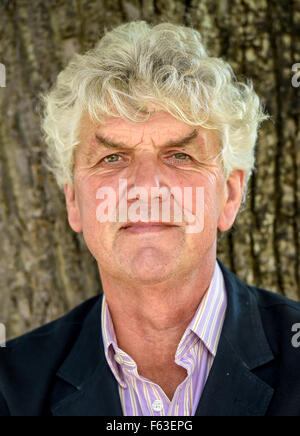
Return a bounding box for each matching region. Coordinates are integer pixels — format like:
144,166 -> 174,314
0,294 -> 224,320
64,183 -> 82,233
217,170 -> 246,232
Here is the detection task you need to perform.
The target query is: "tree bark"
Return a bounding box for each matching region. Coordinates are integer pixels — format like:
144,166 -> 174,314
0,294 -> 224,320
0,0 -> 299,340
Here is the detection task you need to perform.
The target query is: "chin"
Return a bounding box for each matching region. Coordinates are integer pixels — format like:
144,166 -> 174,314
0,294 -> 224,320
129,268 -> 175,285
123,248 -> 177,284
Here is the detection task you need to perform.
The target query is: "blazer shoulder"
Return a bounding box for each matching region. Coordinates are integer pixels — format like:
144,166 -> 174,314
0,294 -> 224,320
3,294 -> 101,350
0,294 -> 102,382
0,294 -> 102,415
247,283 -> 300,313
245,284 -> 300,354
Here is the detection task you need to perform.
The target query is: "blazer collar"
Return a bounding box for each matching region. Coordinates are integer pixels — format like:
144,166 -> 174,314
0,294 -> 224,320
51,259 -> 275,416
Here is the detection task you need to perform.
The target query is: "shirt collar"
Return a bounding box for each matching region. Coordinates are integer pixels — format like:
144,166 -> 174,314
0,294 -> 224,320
176,260 -> 227,358
101,296 -> 127,388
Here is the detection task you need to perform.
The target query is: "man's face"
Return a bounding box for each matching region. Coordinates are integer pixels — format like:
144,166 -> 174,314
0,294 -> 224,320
65,110 -> 244,284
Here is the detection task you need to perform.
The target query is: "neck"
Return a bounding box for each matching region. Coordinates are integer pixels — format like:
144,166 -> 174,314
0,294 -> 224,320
99,253 -> 217,355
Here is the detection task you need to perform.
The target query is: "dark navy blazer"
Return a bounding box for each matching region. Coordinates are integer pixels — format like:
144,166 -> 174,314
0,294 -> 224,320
0,260 -> 300,416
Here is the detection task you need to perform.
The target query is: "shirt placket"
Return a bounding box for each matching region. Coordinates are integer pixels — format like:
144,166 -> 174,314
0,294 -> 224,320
123,361 -> 171,416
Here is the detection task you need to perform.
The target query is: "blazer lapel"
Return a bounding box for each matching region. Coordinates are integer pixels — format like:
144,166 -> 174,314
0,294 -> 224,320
51,361 -> 123,416
50,294 -> 123,416
195,335 -> 274,416
195,260 -> 275,416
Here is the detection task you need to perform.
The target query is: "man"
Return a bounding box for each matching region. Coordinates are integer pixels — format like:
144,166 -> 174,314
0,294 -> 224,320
0,21 -> 299,416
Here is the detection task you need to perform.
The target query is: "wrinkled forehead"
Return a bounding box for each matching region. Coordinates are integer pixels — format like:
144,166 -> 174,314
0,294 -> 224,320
77,109 -> 221,158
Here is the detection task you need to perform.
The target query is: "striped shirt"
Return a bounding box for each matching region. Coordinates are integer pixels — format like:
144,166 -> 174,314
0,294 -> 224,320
101,260 -> 227,416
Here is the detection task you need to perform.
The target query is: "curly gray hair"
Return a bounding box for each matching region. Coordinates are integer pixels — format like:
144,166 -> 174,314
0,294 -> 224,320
40,20 -> 269,203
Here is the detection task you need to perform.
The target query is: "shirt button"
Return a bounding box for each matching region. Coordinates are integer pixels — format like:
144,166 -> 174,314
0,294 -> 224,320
152,399 -> 163,412
114,354 -> 123,365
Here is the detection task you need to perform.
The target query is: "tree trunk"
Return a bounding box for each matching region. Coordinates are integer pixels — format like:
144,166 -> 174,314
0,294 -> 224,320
0,0 -> 299,340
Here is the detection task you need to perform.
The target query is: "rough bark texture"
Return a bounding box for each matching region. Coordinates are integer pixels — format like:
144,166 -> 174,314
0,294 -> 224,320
0,0 -> 299,340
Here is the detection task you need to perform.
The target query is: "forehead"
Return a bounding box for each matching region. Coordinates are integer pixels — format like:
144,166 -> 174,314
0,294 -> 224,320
78,110 -> 218,153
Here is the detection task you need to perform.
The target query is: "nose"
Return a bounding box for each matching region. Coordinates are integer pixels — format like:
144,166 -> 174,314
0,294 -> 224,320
123,151 -> 179,224
128,152 -> 163,196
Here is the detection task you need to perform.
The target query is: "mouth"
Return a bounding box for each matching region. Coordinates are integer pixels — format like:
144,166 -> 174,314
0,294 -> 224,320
120,222 -> 179,234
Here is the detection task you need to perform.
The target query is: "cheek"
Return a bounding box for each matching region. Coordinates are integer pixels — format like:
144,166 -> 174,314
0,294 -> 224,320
75,174 -> 125,256
191,174 -> 221,219
76,184 -> 113,259
75,172 -> 118,224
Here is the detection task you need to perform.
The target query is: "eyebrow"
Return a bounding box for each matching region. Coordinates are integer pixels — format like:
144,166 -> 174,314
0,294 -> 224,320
94,129 -> 199,150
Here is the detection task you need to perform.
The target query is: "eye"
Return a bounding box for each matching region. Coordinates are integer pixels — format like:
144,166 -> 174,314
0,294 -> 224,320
172,152 -> 190,160
165,152 -> 192,164
102,154 -> 121,163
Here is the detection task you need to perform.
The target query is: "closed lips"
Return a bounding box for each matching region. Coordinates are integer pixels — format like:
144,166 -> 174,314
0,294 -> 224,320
121,222 -> 178,229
